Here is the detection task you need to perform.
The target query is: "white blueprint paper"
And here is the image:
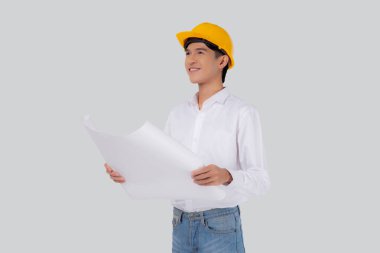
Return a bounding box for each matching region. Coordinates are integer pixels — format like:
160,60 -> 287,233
83,114 -> 226,201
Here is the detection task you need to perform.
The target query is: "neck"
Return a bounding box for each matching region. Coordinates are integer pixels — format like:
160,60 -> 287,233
196,79 -> 224,110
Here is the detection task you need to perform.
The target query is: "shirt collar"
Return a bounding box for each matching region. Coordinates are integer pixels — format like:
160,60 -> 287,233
188,86 -> 230,108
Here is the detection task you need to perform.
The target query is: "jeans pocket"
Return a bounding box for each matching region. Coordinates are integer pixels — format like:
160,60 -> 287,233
172,213 -> 181,230
204,213 -> 237,234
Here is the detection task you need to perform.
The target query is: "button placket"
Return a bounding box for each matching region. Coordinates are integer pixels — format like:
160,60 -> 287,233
191,111 -> 205,153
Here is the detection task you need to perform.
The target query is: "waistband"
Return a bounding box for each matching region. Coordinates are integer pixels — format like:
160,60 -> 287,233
173,205 -> 240,221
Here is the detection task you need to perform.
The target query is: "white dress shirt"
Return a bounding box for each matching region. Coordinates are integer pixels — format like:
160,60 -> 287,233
164,86 -> 270,212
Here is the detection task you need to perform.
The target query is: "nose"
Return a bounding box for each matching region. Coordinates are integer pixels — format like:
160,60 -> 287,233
186,55 -> 197,67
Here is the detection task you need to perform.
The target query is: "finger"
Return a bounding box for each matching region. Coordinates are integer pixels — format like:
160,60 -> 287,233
193,172 -> 212,180
113,178 -> 126,183
193,169 -> 216,179
111,175 -> 125,180
106,163 -> 114,172
195,177 -> 216,185
110,171 -> 122,177
110,172 -> 122,177
105,164 -> 112,173
192,166 -> 212,176
112,176 -> 124,180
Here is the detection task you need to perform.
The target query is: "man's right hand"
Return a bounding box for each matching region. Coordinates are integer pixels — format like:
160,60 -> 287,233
104,163 -> 126,183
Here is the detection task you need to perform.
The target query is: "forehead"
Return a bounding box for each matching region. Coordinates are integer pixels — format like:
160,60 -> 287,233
185,42 -> 209,51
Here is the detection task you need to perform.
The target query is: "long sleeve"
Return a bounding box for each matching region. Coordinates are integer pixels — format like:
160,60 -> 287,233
224,106 -> 271,196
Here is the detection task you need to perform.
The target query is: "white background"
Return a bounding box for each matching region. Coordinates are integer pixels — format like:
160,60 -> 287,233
1,0 -> 379,252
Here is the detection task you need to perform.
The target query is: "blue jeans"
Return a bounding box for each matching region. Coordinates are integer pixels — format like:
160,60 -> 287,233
172,205 -> 246,253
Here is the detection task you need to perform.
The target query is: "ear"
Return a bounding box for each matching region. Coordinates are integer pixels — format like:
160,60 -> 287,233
218,55 -> 229,70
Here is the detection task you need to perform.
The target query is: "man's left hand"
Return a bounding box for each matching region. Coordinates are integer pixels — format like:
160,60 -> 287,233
191,164 -> 232,186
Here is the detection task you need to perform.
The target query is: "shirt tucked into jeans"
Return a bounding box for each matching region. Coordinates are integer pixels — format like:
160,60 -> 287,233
165,86 -> 270,252
164,86 -> 271,212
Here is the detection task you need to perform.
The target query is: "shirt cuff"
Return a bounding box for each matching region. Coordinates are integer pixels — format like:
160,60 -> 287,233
222,168 -> 243,190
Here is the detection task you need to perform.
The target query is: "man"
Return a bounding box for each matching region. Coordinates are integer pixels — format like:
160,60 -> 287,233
105,22 -> 270,252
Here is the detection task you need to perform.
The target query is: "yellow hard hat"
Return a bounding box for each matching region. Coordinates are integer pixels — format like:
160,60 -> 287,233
176,22 -> 234,69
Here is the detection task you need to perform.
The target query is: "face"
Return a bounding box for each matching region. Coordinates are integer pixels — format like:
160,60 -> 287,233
185,42 -> 228,84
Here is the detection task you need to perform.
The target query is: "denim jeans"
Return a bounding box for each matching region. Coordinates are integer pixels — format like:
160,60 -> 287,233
172,205 -> 246,253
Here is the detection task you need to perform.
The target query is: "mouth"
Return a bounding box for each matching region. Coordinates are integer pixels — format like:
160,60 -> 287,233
188,67 -> 201,72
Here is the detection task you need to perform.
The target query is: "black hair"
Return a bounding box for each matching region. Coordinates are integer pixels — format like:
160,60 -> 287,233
184,37 -> 229,83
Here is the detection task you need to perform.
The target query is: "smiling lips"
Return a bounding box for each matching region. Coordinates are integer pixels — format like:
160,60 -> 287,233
189,67 -> 201,72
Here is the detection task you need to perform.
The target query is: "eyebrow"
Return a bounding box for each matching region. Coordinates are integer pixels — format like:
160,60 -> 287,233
185,48 -> 208,52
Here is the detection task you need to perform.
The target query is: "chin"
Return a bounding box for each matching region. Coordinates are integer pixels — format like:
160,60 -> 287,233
188,76 -> 205,84
189,79 -> 199,84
